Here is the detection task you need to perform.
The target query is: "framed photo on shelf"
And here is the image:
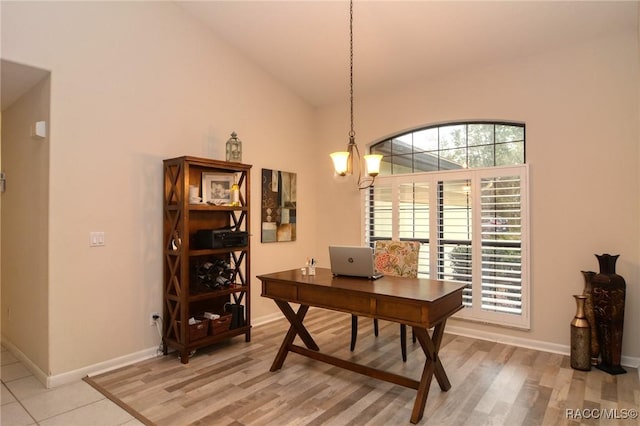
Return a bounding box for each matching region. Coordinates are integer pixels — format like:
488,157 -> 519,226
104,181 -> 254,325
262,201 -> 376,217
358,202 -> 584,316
202,173 -> 234,206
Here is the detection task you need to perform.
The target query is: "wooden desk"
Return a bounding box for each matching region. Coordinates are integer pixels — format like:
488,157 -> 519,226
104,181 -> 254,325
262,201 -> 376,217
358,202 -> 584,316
258,268 -> 465,424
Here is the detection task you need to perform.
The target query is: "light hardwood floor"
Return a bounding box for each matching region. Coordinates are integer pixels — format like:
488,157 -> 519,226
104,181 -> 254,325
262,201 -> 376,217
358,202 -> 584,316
86,308 -> 639,426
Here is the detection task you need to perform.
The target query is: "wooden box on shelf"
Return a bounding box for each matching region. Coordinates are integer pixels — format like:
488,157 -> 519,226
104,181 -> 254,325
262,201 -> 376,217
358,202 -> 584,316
209,313 -> 232,335
186,318 -> 210,341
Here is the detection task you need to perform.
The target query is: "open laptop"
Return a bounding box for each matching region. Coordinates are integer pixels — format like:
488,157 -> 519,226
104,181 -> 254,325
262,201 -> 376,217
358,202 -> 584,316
329,245 -> 383,280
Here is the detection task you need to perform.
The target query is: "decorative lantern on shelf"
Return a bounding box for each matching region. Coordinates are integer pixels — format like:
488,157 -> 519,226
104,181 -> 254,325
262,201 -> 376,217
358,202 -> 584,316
225,131 -> 242,163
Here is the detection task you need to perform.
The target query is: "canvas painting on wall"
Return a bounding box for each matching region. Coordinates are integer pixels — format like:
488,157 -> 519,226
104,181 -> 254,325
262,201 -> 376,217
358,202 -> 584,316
261,168 -> 297,242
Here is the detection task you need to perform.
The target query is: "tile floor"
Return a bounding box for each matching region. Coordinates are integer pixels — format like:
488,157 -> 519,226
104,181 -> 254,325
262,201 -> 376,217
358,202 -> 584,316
1,345 -> 143,426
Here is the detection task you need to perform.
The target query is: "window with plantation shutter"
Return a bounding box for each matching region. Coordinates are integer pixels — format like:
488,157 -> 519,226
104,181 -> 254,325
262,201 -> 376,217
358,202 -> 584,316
366,122 -> 529,329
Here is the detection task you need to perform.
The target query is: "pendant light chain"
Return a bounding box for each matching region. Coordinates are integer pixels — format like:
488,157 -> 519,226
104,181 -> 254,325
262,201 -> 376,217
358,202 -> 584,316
349,0 -> 355,140
350,0 -> 366,190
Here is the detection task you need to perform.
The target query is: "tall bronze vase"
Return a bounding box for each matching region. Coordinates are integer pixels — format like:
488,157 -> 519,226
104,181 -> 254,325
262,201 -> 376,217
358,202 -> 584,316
580,270 -> 599,365
570,294 -> 591,371
591,254 -> 626,375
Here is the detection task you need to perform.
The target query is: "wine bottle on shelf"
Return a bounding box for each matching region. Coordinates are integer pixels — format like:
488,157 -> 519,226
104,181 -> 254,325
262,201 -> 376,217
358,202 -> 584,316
230,177 -> 240,207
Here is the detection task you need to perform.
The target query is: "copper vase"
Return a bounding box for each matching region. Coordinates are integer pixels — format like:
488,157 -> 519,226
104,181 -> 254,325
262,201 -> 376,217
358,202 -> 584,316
580,270 -> 599,365
570,294 -> 591,371
591,254 -> 626,375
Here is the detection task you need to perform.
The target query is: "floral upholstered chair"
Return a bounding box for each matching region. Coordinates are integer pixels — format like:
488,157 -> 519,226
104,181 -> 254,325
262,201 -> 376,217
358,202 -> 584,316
350,240 -> 420,362
373,240 -> 420,278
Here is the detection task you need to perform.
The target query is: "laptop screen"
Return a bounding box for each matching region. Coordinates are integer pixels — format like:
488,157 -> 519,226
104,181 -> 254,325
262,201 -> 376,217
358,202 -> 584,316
328,245 -> 383,279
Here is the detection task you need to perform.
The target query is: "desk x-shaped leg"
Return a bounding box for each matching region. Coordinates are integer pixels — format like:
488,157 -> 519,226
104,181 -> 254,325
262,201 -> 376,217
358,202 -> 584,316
411,319 -> 451,423
270,301 -> 319,372
269,301 -> 451,424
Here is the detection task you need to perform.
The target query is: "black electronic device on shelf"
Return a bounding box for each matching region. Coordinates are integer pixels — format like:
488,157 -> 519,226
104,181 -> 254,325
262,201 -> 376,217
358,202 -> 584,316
194,228 -> 248,249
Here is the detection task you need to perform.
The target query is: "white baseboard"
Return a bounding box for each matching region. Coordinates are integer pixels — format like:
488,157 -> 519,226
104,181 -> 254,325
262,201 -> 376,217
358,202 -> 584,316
445,324 -> 569,355
5,313 -> 639,388
1,334 -> 162,389
49,347 -> 161,388
60,347 -> 161,383
1,336 -> 49,388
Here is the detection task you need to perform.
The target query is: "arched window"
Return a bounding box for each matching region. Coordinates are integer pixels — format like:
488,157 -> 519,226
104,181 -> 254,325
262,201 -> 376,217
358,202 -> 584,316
366,121 -> 529,329
371,122 -> 524,174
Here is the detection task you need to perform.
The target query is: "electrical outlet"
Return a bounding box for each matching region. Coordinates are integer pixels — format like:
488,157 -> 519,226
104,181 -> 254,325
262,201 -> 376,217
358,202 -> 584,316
150,312 -> 160,326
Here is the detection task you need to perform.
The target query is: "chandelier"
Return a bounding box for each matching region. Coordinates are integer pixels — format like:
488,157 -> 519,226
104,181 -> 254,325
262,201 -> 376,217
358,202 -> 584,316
330,0 -> 382,190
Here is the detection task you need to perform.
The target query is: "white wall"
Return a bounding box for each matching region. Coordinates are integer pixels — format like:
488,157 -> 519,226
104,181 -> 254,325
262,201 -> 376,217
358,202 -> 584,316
1,1 -> 316,378
316,30 -> 640,360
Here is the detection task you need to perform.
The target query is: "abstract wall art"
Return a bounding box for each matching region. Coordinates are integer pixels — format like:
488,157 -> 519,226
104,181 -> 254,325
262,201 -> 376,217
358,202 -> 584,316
261,168 -> 297,242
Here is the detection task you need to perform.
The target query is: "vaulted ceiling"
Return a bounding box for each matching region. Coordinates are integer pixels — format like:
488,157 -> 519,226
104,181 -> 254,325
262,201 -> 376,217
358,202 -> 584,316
178,1 -> 638,107
2,2 -> 636,111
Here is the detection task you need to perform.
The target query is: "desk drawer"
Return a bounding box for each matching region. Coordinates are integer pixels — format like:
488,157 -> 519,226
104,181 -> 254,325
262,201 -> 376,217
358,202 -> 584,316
376,300 -> 423,324
298,286 -> 371,314
262,281 -> 298,300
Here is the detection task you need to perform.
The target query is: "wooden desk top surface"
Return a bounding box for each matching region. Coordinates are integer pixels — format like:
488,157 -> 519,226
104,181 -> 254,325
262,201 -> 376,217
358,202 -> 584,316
258,268 -> 465,327
258,267 -> 466,303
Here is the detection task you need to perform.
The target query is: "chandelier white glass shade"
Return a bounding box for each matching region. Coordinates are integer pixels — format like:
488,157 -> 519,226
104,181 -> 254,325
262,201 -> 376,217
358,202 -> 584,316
364,153 -> 383,176
330,0 -> 382,189
330,150 -> 351,176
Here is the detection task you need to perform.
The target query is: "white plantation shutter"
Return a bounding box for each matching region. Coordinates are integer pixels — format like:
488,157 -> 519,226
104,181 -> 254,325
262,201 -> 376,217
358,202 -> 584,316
479,174 -> 523,315
436,179 -> 473,307
366,165 -> 529,329
399,182 -> 431,278
368,184 -> 392,239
